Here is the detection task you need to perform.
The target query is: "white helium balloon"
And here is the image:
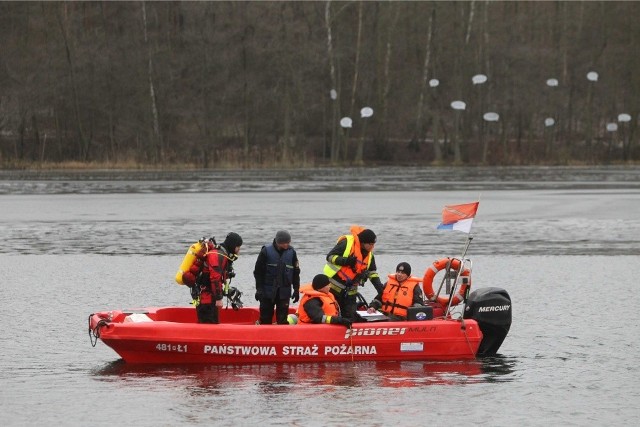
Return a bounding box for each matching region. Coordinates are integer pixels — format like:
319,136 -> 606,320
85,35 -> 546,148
618,113 -> 631,122
360,107 -> 374,118
606,123 -> 618,132
330,89 -> 337,100
546,78 -> 559,87
472,74 -> 488,84
429,79 -> 440,87
340,117 -> 353,128
483,112 -> 499,122
451,101 -> 466,110
587,71 -> 599,82
544,118 -> 555,127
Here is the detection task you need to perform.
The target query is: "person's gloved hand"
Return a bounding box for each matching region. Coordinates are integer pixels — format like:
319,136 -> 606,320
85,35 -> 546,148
255,290 -> 263,301
291,288 -> 300,303
338,317 -> 352,329
342,255 -> 357,267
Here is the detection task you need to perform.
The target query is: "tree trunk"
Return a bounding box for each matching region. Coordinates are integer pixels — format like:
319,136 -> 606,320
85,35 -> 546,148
56,3 -> 89,161
348,1 -> 363,164
414,6 -> 435,151
141,2 -> 163,163
325,1 -> 341,164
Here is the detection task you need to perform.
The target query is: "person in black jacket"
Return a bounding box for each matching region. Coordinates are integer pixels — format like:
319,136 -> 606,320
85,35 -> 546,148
253,230 -> 301,325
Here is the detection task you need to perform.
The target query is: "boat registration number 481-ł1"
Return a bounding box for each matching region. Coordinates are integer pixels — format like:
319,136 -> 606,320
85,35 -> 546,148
155,343 -> 188,352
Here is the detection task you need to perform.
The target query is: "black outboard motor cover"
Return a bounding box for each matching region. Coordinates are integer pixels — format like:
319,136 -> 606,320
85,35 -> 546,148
464,287 -> 512,356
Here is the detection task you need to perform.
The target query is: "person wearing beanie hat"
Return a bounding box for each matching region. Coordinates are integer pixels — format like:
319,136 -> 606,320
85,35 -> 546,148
395,262 -> 411,276
323,226 -> 384,322
357,229 -> 377,244
296,274 -> 352,328
253,230 -> 300,325
311,273 -> 331,290
368,261 -> 426,320
196,232 -> 243,324
275,230 -> 291,244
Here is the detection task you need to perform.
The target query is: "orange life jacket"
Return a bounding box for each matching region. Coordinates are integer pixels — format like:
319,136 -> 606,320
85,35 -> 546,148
380,274 -> 422,318
297,284 -> 340,323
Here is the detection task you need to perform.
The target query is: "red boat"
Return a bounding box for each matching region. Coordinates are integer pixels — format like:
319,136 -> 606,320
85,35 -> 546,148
88,287 -> 511,364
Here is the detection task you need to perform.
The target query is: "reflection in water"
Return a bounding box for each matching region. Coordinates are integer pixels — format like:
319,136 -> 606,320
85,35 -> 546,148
478,355 -> 518,382
92,357 -> 516,392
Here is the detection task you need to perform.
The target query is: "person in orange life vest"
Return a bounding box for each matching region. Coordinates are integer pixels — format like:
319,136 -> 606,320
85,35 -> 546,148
323,227 -> 384,322
368,262 -> 425,321
196,232 -> 243,324
297,274 -> 352,328
253,230 -> 301,325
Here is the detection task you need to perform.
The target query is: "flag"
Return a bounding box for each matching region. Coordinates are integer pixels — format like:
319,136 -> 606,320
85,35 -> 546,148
437,202 -> 479,233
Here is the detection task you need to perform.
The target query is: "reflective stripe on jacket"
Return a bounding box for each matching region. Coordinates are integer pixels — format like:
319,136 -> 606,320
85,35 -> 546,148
323,234 -> 372,295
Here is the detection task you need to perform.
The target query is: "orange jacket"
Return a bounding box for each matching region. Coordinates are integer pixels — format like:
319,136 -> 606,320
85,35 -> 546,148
380,275 -> 422,318
297,284 -> 340,323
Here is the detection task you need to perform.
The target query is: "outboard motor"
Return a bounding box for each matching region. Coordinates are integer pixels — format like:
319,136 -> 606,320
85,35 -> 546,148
464,287 -> 512,356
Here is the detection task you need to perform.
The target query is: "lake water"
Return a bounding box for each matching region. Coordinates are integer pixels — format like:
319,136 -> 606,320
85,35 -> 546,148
1,166 -> 639,426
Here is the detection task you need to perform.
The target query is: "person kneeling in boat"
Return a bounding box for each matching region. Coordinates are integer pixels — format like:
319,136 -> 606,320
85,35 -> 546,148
367,262 -> 425,321
297,274 -> 352,328
196,232 -> 243,324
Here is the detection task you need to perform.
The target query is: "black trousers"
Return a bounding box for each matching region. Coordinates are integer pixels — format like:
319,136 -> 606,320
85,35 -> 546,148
330,290 -> 359,322
196,303 -> 219,324
259,298 -> 290,325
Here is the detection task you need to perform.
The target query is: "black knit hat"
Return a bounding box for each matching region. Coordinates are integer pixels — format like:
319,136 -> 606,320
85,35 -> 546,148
358,229 -> 377,244
396,262 -> 411,276
223,232 -> 243,250
275,230 -> 291,244
312,274 -> 330,290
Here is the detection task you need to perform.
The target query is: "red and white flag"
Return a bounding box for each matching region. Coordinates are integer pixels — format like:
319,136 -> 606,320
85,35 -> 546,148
437,202 -> 479,233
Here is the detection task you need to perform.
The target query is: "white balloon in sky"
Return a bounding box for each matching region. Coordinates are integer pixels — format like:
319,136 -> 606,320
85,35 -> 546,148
606,123 -> 618,132
587,71 -> 599,82
546,78 -> 559,87
360,107 -> 374,118
330,89 -> 337,100
544,118 -> 555,127
451,101 -> 466,110
483,112 -> 499,122
340,117 -> 352,128
429,79 -> 440,88
472,74 -> 488,85
618,113 -> 631,122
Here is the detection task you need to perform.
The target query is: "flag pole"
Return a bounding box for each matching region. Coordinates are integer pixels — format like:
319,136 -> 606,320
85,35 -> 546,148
460,234 -> 473,259
458,197 -> 479,259
445,200 -> 479,316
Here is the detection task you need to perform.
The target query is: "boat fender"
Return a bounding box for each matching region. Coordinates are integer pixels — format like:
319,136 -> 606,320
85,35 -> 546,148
422,257 -> 471,307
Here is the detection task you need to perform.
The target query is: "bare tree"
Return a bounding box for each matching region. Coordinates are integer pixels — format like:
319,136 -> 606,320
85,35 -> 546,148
141,2 -> 163,163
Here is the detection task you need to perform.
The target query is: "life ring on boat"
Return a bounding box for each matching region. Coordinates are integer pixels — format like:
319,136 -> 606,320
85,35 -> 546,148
422,258 -> 471,307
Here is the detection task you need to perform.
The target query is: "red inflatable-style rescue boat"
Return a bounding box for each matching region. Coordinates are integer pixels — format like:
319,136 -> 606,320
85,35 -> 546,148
88,286 -> 511,364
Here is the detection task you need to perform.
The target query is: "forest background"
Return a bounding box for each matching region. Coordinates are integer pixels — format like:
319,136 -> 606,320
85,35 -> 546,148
1,1 -> 638,169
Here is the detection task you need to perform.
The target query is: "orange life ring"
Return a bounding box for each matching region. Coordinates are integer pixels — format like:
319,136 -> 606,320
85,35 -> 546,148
422,258 -> 471,307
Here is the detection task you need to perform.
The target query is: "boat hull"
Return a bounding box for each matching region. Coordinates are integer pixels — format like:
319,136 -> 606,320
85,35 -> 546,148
89,306 -> 482,364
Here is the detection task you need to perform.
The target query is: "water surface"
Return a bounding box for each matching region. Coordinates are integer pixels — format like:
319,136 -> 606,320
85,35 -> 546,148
1,166 -> 639,426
